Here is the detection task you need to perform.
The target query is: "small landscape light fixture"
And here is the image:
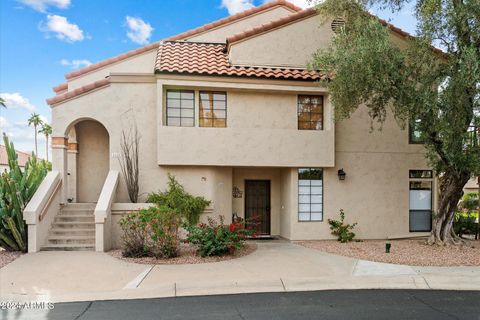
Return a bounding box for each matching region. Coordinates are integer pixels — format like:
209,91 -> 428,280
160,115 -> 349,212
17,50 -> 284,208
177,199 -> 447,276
337,168 -> 346,181
385,242 -> 391,253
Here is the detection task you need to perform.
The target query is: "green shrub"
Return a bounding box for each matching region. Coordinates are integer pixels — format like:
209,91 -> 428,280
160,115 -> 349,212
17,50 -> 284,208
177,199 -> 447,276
147,174 -> 210,225
119,206 -> 181,258
0,133 -> 49,252
453,211 -> 477,237
184,216 -> 251,257
327,209 -> 357,243
460,192 -> 479,212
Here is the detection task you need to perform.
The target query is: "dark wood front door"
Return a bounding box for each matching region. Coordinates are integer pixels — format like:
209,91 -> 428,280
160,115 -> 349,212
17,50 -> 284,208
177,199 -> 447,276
245,180 -> 271,235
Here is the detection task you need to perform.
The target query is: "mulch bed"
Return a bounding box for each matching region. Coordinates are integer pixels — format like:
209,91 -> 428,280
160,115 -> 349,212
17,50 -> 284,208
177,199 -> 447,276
296,239 -> 480,267
108,242 -> 257,265
0,249 -> 22,268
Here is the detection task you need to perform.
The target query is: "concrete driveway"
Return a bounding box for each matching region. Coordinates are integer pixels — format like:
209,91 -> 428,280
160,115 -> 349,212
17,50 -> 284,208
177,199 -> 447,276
1,240 -> 479,303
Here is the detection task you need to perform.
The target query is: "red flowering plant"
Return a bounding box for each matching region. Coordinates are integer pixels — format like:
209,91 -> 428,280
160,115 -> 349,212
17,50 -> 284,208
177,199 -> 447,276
184,215 -> 254,257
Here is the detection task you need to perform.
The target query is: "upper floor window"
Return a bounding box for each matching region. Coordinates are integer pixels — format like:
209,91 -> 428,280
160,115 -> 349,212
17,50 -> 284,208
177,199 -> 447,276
298,95 -> 324,130
409,119 -> 424,144
200,91 -> 227,127
166,90 -> 194,127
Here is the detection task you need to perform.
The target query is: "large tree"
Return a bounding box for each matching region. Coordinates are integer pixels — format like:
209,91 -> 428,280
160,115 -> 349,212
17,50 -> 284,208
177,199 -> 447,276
311,0 -> 479,245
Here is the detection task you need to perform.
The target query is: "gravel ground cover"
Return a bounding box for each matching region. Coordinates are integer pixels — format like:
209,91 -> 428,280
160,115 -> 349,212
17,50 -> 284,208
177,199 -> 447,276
108,242 -> 257,265
0,249 -> 22,268
296,239 -> 480,266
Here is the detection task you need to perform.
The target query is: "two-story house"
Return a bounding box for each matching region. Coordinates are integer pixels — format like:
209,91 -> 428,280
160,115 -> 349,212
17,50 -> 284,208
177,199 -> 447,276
24,0 -> 436,252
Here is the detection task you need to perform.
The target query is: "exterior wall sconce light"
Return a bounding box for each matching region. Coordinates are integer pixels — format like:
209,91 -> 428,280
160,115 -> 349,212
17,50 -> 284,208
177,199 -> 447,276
337,168 -> 346,181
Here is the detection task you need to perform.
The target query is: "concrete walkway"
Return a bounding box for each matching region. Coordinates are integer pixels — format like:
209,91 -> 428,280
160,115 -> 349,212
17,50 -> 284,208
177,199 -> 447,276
1,241 -> 479,303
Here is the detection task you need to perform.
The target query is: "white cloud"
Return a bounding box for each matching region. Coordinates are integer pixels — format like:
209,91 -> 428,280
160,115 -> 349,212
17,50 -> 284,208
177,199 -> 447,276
1,116 -> 50,158
60,59 -> 92,69
125,16 -> 153,45
263,0 -> 313,9
41,14 -> 85,42
1,116 -> 35,155
0,93 -> 36,112
221,0 -> 254,15
18,0 -> 70,13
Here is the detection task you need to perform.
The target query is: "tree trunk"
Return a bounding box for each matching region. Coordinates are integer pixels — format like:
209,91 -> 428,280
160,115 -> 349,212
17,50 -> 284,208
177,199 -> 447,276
34,125 -> 38,156
428,169 -> 471,245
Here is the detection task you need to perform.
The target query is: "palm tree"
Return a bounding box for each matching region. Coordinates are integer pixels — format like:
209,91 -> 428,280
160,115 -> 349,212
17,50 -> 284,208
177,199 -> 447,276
39,123 -> 52,161
28,113 -> 43,156
0,97 -> 6,108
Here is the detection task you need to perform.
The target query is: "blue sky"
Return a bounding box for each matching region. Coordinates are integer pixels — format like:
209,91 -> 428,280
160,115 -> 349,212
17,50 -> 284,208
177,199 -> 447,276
0,0 -> 416,158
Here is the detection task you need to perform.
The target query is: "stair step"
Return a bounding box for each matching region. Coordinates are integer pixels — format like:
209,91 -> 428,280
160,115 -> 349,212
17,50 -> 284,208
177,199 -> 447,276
55,215 -> 95,223
40,244 -> 95,251
64,203 -> 96,209
50,228 -> 95,236
59,210 -> 94,216
52,222 -> 95,229
47,236 -> 95,245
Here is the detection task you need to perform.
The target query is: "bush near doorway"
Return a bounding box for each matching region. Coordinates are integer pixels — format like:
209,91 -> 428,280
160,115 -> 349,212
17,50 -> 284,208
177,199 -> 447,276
328,209 -> 358,243
119,205 -> 181,258
184,215 -> 253,257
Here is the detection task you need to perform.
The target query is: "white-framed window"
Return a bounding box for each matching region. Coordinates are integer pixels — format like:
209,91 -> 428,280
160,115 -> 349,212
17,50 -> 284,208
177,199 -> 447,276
298,168 -> 323,221
166,90 -> 195,127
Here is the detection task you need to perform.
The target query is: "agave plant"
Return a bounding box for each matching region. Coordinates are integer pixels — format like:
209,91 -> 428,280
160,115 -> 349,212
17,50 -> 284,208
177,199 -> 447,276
0,133 -> 49,252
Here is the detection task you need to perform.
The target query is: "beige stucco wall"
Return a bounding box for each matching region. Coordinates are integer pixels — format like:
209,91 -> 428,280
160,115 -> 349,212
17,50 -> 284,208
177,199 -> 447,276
229,15 -> 332,68
185,6 -> 295,43
157,86 -> 335,167
464,178 -> 478,194
232,167 -> 281,236
279,106 -> 432,240
51,77 -> 432,241
66,50 -> 158,91
76,120 -> 109,202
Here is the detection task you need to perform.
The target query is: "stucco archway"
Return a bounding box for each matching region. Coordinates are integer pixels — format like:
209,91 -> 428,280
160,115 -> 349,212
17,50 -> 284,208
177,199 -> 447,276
66,119 -> 110,203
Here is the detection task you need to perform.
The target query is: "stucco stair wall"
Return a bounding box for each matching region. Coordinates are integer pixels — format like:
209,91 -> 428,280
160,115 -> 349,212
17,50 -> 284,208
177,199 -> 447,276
41,203 -> 96,251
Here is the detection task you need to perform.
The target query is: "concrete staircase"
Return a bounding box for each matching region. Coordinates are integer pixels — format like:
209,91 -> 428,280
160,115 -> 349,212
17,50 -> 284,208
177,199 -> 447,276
41,203 -> 96,251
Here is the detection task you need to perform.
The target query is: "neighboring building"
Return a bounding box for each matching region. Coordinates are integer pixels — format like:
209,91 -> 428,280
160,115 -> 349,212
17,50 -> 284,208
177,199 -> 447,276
464,178 -> 478,195
0,144 -> 32,172
26,0 -> 438,252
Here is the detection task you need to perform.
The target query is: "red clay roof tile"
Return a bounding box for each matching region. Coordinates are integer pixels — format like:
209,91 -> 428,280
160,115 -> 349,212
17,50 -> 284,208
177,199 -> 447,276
47,78 -> 110,106
167,0 -> 302,41
155,41 -> 327,81
0,145 -> 34,167
53,82 -> 68,94
63,42 -> 160,80
225,7 -> 446,56
56,0 -> 300,86
227,7 -> 317,44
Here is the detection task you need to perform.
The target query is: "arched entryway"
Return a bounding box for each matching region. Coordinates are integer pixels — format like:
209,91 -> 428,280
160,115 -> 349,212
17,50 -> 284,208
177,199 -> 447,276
67,119 -> 109,203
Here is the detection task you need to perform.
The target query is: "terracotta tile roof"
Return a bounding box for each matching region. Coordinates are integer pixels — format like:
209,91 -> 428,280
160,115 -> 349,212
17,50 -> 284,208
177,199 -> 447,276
375,16 -> 446,56
227,7 -> 317,44
64,42 -> 160,80
0,145 -> 32,167
155,41 -> 327,81
53,82 -> 68,94
56,0 -> 300,85
226,8 -> 446,56
167,0 -> 302,41
47,78 -> 110,106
